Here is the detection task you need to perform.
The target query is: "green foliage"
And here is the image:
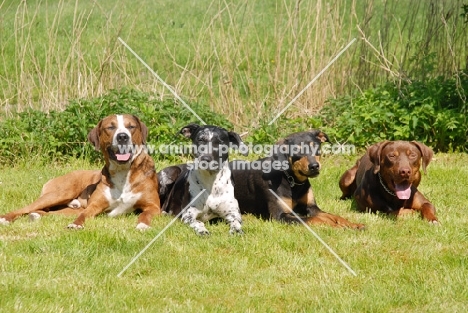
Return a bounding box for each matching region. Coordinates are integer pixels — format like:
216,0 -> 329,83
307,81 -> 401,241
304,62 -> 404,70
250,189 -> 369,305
320,72 -> 468,152
462,4 -> 468,23
0,89 -> 232,163
245,116 -> 323,145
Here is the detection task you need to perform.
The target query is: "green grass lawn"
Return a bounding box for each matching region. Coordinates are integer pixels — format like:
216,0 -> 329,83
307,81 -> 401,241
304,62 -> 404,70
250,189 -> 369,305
1,0 -> 466,311
1,154 -> 467,312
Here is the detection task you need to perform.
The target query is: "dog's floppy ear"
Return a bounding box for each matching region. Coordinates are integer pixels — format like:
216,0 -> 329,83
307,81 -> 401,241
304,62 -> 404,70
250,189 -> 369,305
87,121 -> 102,151
273,138 -> 288,162
132,115 -> 148,144
228,131 -> 249,156
367,141 -> 389,174
179,123 -> 200,139
310,130 -> 330,143
410,141 -> 433,173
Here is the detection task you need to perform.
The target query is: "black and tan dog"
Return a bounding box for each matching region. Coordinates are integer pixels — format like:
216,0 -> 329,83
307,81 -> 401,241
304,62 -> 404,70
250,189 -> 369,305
0,114 -> 161,230
160,130 -> 365,229
230,130 -> 364,228
339,140 -> 438,223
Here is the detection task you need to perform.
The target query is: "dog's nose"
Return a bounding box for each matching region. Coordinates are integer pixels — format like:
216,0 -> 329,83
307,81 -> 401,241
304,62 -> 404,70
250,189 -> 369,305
399,167 -> 411,177
116,133 -> 129,144
199,155 -> 213,163
308,163 -> 320,171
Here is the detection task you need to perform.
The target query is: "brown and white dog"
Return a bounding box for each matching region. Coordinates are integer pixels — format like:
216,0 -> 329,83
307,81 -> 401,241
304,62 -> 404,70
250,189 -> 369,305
0,170 -> 101,224
0,114 -> 161,230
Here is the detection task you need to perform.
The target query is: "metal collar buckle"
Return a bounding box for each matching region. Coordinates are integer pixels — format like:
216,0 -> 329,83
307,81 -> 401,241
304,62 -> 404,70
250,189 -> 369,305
284,171 -> 305,188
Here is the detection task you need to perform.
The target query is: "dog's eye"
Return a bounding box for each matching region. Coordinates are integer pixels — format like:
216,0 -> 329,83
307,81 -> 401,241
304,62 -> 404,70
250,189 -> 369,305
107,126 -> 116,131
388,153 -> 396,159
409,152 -> 418,159
128,125 -> 136,130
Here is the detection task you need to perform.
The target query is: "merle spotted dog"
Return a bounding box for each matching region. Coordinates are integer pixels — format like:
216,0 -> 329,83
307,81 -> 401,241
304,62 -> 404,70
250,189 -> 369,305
161,124 -> 247,235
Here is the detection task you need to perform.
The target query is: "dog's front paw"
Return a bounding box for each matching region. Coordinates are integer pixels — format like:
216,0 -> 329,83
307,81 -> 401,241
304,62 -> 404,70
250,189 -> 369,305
351,223 -> 366,230
29,213 -> 41,222
197,229 -> 210,236
136,222 -> 151,231
0,217 -> 10,226
229,221 -> 243,235
67,223 -> 84,230
229,228 -> 244,235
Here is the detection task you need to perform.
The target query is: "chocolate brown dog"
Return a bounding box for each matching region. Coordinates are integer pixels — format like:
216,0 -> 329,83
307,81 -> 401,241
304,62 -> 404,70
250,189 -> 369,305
339,140 -> 438,223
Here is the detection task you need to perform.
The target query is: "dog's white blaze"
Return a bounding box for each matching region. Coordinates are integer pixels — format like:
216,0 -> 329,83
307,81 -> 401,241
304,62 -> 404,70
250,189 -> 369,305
104,170 -> 142,217
113,114 -> 132,146
206,130 -> 213,141
200,128 -> 213,142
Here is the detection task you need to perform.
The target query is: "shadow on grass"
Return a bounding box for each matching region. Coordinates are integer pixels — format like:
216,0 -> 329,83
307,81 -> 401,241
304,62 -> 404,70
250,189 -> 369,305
339,196 -> 399,222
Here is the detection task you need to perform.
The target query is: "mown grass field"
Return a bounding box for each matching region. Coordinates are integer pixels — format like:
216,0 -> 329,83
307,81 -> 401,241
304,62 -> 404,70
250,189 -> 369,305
1,154 -> 467,312
1,0 -> 467,312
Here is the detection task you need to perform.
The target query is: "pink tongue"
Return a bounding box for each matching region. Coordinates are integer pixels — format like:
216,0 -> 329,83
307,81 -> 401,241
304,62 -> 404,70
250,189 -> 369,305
395,184 -> 411,199
116,153 -> 131,162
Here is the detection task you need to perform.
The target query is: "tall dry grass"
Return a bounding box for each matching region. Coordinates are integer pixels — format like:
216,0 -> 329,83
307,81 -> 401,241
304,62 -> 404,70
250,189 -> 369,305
1,0 -> 139,114
1,0 -> 466,127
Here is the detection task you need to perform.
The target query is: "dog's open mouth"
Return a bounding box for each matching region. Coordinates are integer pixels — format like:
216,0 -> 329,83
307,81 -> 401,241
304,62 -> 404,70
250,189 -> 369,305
108,147 -> 133,163
394,181 -> 412,199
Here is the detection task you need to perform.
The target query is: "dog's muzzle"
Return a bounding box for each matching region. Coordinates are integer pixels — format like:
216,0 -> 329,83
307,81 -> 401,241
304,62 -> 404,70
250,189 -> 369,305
195,155 -> 225,171
116,132 -> 130,145
199,155 -> 213,163
109,132 -> 133,163
303,162 -> 320,177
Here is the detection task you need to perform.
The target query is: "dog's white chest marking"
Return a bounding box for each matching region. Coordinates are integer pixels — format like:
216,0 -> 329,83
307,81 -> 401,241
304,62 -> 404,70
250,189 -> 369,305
105,170 -> 142,217
182,160 -> 242,235
188,162 -> 238,221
